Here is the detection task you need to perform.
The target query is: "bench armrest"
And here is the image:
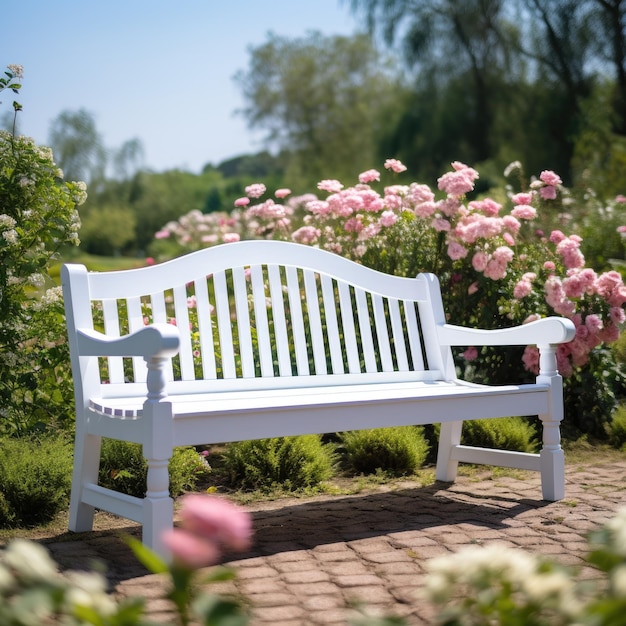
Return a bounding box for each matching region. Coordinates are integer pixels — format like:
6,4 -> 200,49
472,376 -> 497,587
76,324 -> 181,359
437,316 -> 575,347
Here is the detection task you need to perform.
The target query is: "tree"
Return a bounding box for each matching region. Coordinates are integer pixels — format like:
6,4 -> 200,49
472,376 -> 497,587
235,31 -> 403,188
349,0 -> 512,165
48,108 -> 106,184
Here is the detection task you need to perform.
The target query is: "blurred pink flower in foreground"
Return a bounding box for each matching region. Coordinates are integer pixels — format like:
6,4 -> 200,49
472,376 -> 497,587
162,495 -> 253,569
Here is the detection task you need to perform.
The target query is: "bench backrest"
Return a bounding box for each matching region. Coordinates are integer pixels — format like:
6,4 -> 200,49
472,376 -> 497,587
62,241 -> 453,400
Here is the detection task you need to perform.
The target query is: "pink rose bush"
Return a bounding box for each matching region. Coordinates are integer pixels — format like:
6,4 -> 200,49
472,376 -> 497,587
154,160 -> 626,434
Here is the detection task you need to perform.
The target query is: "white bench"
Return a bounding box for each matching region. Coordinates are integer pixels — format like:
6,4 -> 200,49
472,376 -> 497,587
62,240 -> 575,556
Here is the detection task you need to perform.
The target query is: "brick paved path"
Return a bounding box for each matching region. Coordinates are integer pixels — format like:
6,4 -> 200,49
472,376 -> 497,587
43,461 -> 626,625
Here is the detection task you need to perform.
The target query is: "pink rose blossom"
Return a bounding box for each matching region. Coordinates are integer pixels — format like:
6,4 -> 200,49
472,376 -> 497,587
492,246 -> 514,263
468,199 -> 502,216
414,201 -> 437,218
615,195 -> 626,203
292,226 -> 321,245
610,307 -> 626,325
379,210 -> 398,227
511,192 -> 533,205
245,183 -> 266,198
483,259 -> 508,280
447,241 -> 468,260
462,346 -> 478,361
162,528 -> 221,569
409,183 -> 434,204
437,168 -> 478,197
585,314 -> 603,334
358,222 -> 382,240
503,232 -> 515,246
556,236 -> 585,269
234,197 -> 250,207
179,494 -> 253,552
384,158 -> 407,173
543,261 -> 556,271
317,179 -> 344,193
600,323 -> 621,343
472,251 -> 489,272
344,217 -> 364,233
540,185 -> 557,200
306,200 -> 331,215
511,205 -> 537,220
549,230 -> 566,243
223,232 -> 240,243
514,279 -> 533,299
502,215 -> 521,234
522,345 -> 540,374
431,217 -> 451,232
539,170 -> 563,186
468,281 -> 479,295
275,188 -> 291,199
358,169 -> 380,184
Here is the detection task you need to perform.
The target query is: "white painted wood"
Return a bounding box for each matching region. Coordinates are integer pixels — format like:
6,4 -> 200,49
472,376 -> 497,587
61,240 -> 576,558
193,277 -> 217,380
303,270 -> 327,375
267,265 -> 291,376
213,270 -> 236,379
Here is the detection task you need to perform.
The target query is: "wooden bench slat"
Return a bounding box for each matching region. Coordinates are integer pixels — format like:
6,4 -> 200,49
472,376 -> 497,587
126,296 -> 147,383
286,266 -> 310,376
320,274 -> 344,374
193,277 -> 217,380
213,270 -> 236,378
267,264 -> 292,377
303,269 -> 327,376
173,284 -> 195,380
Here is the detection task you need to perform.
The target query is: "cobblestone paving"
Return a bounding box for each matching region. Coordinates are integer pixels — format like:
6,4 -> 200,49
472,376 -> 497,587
42,461 -> 626,625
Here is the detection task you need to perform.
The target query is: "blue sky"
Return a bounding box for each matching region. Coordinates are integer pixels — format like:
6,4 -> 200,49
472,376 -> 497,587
3,1 -> 360,173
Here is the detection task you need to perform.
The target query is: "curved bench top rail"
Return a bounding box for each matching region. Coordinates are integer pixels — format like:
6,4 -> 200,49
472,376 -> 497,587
68,240 -> 427,302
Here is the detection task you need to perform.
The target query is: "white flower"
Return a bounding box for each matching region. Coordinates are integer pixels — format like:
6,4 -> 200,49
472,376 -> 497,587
3,539 -> 58,581
3,229 -> 18,245
612,564 -> 626,596
64,570 -> 117,616
0,214 -> 16,229
522,569 -> 574,602
0,563 -> 13,591
7,64 -> 23,79
606,507 -> 626,556
504,161 -> 522,177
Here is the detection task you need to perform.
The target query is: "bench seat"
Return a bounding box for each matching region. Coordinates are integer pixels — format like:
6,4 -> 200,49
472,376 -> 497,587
61,240 -> 575,557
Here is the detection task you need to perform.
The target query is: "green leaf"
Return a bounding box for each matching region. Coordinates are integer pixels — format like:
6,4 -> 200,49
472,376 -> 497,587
125,536 -> 169,574
200,565 -> 237,583
193,594 -> 249,626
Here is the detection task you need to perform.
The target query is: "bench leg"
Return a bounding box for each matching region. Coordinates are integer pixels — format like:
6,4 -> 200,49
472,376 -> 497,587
537,351 -> 566,501
69,432 -> 101,533
539,408 -> 565,501
143,459 -> 174,559
142,399 -> 174,559
435,420 -> 463,482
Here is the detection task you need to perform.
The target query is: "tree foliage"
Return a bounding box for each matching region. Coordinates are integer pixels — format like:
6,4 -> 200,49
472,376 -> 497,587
235,31 -> 403,188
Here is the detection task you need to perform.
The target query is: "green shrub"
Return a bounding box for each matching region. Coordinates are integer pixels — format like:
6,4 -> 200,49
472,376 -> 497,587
608,404 -> 626,449
98,439 -> 210,498
222,435 -> 337,492
461,417 -> 538,452
340,426 -> 430,477
0,434 -> 73,527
